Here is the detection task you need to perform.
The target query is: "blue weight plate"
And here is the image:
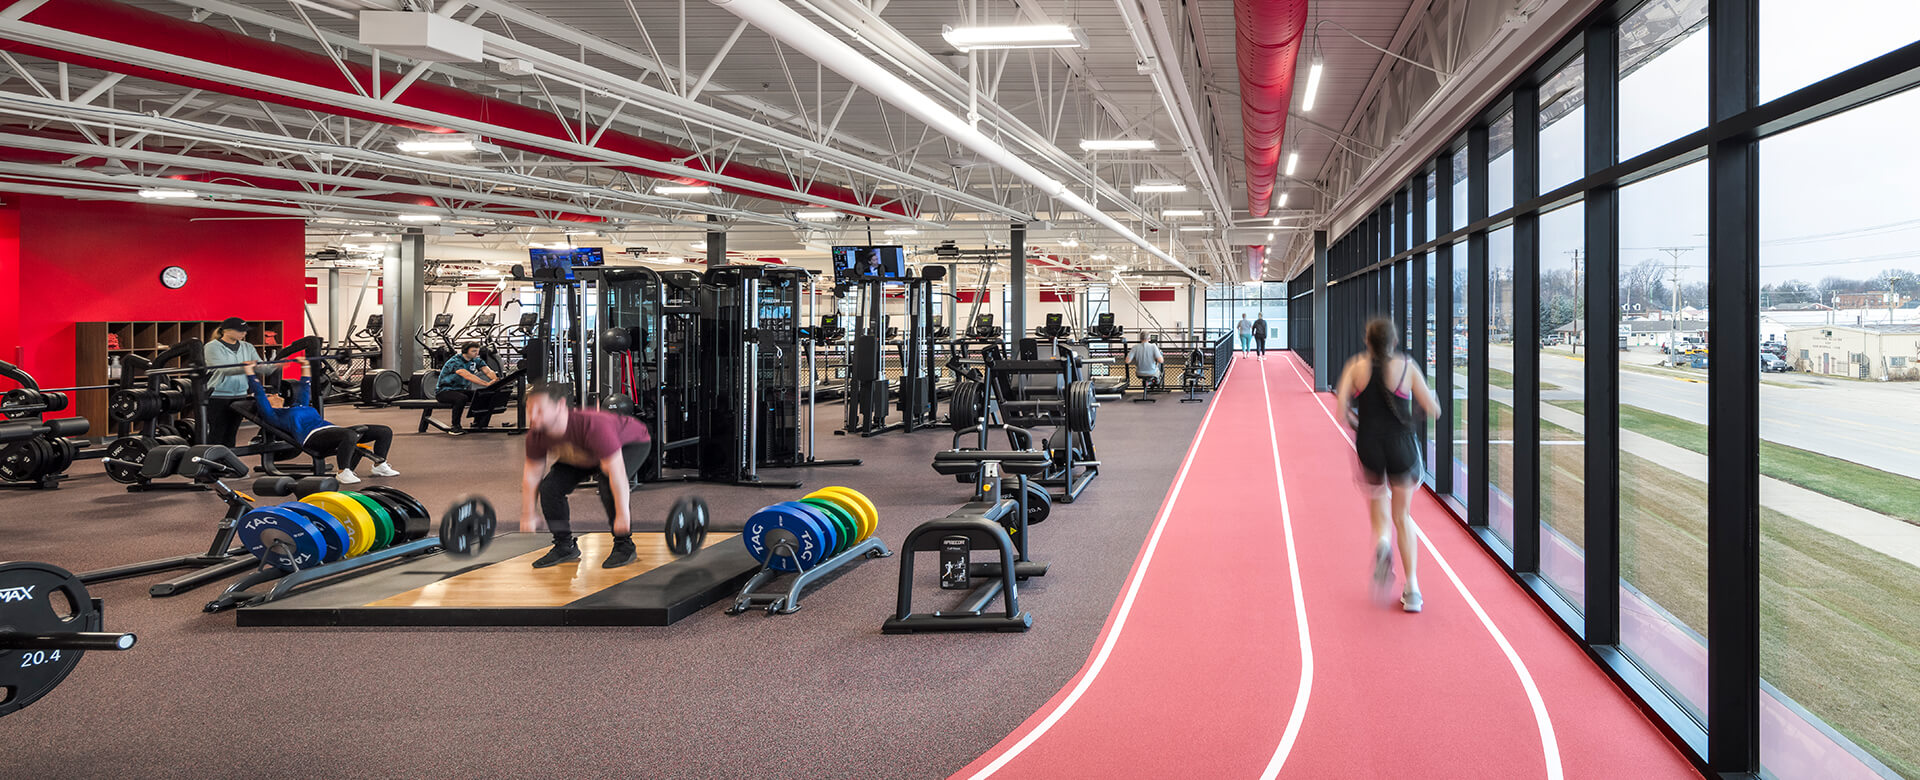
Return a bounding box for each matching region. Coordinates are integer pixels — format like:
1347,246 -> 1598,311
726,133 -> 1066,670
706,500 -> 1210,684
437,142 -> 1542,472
742,503 -> 827,573
236,505 -> 328,571
281,501 -> 349,563
780,501 -> 839,561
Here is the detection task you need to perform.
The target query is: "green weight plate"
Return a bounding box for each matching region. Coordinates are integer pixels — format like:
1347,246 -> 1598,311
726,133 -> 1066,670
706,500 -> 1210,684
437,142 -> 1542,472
800,498 -> 858,557
345,492 -> 395,550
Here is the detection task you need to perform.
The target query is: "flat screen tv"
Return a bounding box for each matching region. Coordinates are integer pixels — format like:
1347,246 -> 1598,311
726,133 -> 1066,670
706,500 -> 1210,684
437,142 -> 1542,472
831,245 -> 906,283
528,247 -> 605,280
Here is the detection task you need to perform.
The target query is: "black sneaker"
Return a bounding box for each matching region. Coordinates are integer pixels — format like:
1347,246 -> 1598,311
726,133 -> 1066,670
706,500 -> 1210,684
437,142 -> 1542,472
532,542 -> 580,569
602,537 -> 638,569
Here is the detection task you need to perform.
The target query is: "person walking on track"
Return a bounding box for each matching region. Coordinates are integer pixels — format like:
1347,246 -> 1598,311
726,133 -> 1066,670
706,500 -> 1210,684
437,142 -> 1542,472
1237,314 -> 1254,353
1251,314 -> 1269,358
1335,317 -> 1441,612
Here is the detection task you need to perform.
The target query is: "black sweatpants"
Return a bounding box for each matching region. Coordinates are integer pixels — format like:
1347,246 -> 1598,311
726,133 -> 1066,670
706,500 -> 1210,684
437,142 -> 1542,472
205,396 -> 250,447
436,387 -> 508,429
304,424 -> 394,469
1254,335 -> 1267,356
538,440 -> 650,541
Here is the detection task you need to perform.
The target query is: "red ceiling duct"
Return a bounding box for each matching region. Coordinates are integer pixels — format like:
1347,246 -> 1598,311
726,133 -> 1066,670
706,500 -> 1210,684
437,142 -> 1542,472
0,0 -> 912,217
1235,0 -> 1310,218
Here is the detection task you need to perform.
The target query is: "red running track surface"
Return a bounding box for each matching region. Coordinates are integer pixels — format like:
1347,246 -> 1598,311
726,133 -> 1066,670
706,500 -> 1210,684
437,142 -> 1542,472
952,352 -> 1700,780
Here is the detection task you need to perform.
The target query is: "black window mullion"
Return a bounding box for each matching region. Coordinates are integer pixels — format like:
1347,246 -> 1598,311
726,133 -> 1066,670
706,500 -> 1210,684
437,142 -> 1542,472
1434,154 -> 1456,497
1513,82 -> 1543,572
1707,0 -> 1761,771
1468,124 -> 1490,528
1582,22 -> 1622,647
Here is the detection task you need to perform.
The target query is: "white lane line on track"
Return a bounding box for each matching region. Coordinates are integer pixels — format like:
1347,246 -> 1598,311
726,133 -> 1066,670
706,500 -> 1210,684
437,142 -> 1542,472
1275,354 -> 1565,780
965,352 -> 1235,780
1255,358 -> 1316,780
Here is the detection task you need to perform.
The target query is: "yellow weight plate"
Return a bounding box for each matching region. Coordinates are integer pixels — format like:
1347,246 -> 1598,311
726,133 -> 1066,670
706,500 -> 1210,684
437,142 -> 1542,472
807,486 -> 877,541
303,491 -> 377,557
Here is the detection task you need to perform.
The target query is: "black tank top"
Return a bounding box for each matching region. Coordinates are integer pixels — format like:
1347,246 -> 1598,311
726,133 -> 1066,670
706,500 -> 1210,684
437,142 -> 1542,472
1355,353 -> 1414,441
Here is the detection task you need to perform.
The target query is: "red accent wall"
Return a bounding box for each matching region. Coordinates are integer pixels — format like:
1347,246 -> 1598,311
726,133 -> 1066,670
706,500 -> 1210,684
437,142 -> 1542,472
1039,290 -> 1075,303
956,289 -> 990,303
2,195 -> 305,407
467,283 -> 499,307
1139,288 -> 1177,302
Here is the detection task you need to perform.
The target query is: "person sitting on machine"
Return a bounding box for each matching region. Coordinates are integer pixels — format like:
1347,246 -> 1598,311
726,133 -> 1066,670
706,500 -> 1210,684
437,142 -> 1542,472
1125,332 -> 1166,392
520,383 -> 653,570
246,359 -> 399,484
435,342 -> 506,433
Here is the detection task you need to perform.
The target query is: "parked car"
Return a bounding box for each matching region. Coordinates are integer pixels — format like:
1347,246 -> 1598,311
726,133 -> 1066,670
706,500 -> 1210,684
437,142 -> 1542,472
1761,352 -> 1791,372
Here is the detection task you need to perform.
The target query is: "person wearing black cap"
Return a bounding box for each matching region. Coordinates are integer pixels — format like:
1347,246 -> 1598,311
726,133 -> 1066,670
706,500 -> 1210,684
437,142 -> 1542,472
204,317 -> 269,447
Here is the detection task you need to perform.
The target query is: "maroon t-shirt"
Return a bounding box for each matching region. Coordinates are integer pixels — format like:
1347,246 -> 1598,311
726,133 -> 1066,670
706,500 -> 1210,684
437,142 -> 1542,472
526,408 -> 650,466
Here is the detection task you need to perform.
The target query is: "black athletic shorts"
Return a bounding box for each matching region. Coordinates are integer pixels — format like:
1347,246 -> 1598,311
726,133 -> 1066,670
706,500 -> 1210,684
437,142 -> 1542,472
1355,432 -> 1421,490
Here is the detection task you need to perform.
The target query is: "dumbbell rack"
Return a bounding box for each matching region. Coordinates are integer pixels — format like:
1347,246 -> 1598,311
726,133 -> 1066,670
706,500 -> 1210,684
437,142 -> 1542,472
204,535 -> 444,612
726,533 -> 893,615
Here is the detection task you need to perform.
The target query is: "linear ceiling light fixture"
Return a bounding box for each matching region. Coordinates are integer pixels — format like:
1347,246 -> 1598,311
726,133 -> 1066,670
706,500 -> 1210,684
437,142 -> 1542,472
710,0 -> 1205,283
794,210 -> 840,221
884,228 -> 918,236
1131,182 -> 1188,193
1078,138 -> 1158,151
137,188 -> 197,199
942,23 -> 1083,52
396,214 -> 442,222
1285,153 -> 1299,176
655,185 -> 713,195
1161,209 -> 1204,217
1301,59 -> 1324,112
1277,192 -> 1289,208
396,133 -> 497,154
1177,226 -> 1213,232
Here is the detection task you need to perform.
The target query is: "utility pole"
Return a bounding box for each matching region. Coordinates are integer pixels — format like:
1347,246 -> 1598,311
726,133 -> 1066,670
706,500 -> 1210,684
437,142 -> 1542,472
1568,249 -> 1582,354
1656,247 -> 1693,356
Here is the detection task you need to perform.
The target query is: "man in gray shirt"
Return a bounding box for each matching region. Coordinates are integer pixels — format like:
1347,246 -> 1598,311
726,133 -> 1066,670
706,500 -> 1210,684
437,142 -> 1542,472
1126,333 -> 1165,388
203,317 -> 268,446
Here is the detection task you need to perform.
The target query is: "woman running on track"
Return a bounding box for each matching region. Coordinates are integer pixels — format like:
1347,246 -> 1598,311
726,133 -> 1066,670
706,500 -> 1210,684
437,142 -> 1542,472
1335,317 -> 1441,612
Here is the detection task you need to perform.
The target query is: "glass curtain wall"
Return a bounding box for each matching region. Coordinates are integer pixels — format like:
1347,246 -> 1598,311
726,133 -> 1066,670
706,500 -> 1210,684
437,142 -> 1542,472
1304,0 -> 1919,774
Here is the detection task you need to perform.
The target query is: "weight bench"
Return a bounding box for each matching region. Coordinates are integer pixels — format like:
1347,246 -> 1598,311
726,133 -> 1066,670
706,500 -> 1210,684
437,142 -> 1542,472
396,368 -> 527,435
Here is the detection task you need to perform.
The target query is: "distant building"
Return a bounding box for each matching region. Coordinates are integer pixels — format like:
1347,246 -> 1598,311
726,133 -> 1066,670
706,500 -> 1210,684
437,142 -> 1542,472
1831,291 -> 1908,309
1784,324 -> 1920,380
1620,318 -> 1708,347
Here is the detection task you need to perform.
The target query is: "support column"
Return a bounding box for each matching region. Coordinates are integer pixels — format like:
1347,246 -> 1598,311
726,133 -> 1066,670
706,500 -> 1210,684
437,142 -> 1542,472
706,216 -> 728,268
1512,82 -> 1543,573
383,230 -> 426,373
1582,23 -> 1622,645
1009,223 -> 1027,341
1187,281 -> 1199,342
1312,229 -> 1330,390
325,269 -> 340,345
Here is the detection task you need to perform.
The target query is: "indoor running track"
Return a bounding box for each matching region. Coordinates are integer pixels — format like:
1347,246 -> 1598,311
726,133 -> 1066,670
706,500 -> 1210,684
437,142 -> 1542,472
953,352 -> 1699,780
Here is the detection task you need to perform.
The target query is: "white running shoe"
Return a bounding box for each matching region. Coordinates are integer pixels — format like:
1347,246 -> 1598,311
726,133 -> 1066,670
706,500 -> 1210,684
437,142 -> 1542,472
335,468 -> 362,484
1401,590 -> 1424,613
371,463 -> 400,477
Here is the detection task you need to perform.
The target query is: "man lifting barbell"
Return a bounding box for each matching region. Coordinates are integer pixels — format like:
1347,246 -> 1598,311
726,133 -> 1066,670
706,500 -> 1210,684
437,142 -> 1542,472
521,383 -> 652,569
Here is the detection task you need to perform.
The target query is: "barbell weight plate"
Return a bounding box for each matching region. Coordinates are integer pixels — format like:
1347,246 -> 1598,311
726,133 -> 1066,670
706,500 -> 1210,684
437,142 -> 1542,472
437,496 -> 496,557
280,501 -> 350,563
361,490 -> 427,542
0,438 -> 42,482
301,492 -> 377,557
101,437 -> 150,484
799,498 -> 859,557
52,437 -> 77,474
741,503 -> 827,573
663,497 -> 699,556
949,380 -> 980,430
236,505 -> 330,571
345,493 -> 396,551
798,490 -> 863,544
0,561 -> 98,718
359,486 -> 431,537
780,501 -> 838,561
173,419 -> 199,445
685,496 -> 710,552
807,486 -> 877,542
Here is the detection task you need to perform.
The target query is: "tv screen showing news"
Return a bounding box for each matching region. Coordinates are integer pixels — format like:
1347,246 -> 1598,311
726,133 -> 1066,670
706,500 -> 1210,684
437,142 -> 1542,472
528,247 -> 605,280
831,245 -> 906,282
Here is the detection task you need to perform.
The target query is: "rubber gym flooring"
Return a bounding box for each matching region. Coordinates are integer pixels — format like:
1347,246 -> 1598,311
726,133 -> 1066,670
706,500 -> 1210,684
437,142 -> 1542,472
1,387 -> 1206,778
